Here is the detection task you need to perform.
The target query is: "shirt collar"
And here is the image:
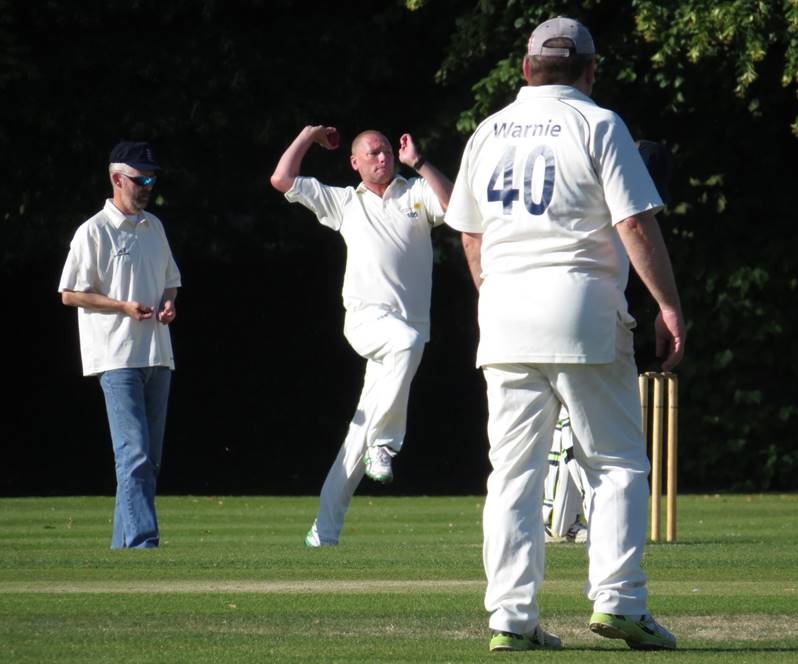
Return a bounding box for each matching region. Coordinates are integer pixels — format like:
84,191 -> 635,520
517,84 -> 594,105
355,175 -> 408,198
104,199 -> 148,228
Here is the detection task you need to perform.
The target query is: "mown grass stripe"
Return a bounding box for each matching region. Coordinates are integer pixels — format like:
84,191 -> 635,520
1,579 -> 795,595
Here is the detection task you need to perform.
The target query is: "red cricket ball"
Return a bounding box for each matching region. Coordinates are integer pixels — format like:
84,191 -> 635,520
327,129 -> 340,148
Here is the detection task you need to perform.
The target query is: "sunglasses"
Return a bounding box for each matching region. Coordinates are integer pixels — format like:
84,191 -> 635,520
120,173 -> 157,187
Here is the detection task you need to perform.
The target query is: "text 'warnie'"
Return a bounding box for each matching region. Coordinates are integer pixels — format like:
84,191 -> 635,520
493,121 -> 562,138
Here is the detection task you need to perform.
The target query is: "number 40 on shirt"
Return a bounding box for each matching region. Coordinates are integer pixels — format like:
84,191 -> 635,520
486,145 -> 556,216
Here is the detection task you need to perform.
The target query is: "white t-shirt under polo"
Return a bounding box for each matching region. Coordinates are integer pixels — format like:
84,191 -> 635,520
445,84 -> 663,367
286,175 -> 444,337
59,199 -> 182,376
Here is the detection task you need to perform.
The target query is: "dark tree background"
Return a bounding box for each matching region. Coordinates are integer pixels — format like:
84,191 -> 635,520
2,0 -> 796,496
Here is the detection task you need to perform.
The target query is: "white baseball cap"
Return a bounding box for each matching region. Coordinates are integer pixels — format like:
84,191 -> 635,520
528,17 -> 595,57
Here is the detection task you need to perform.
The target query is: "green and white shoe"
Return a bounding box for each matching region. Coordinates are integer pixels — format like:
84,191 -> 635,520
589,612 -> 677,650
303,527 -> 321,547
363,445 -> 394,483
303,523 -> 336,548
489,626 -> 562,651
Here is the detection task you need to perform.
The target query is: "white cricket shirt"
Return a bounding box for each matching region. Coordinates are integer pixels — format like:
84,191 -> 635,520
445,85 -> 663,366
286,175 -> 444,336
59,199 -> 182,376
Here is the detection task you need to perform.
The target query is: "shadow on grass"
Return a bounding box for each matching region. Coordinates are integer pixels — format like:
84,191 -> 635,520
680,647 -> 798,653
573,646 -> 798,653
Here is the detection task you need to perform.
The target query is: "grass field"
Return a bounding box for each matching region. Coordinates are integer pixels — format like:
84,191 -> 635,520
1,494 -> 796,662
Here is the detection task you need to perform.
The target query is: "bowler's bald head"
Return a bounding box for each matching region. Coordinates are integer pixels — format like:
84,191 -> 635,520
351,130 -> 389,155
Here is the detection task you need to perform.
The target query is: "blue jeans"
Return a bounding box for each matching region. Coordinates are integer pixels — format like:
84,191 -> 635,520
99,366 -> 171,549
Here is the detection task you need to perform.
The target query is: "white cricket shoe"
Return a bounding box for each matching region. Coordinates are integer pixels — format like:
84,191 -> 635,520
364,445 -> 394,483
304,522 -> 336,547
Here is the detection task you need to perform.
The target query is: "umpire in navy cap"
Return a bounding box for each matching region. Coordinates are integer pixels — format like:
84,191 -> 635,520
107,141 -> 161,214
59,138 -> 181,548
109,140 -> 161,170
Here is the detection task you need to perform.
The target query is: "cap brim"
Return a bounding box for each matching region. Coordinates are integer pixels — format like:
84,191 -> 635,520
125,162 -> 161,171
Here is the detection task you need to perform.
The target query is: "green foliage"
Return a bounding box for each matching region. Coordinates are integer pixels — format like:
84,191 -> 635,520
633,0 -> 798,129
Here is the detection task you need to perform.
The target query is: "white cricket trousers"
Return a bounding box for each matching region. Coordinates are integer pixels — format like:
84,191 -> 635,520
482,324 -> 650,634
313,307 -> 426,544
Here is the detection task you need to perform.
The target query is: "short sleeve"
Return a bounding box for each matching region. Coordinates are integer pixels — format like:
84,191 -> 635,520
285,176 -> 348,231
417,178 -> 446,227
145,213 -> 182,289
164,247 -> 181,289
444,138 -> 484,233
58,226 -> 97,293
592,114 -> 663,225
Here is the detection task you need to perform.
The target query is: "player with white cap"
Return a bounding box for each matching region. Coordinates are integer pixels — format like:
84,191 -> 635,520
446,16 -> 685,652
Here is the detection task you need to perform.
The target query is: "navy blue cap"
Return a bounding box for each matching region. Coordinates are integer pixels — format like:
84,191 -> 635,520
109,141 -> 161,171
637,140 -> 673,205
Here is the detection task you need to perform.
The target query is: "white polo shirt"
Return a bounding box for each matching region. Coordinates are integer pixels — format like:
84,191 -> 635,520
59,199 -> 182,376
445,84 -> 662,366
286,175 -> 444,338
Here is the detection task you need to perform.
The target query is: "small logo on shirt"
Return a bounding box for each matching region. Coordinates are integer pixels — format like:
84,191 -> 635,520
402,203 -> 422,219
115,247 -> 130,257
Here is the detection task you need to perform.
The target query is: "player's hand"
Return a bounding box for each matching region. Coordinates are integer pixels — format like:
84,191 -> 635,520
158,300 -> 176,325
310,125 -> 340,150
655,307 -> 686,371
397,133 -> 418,166
124,301 -> 154,321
